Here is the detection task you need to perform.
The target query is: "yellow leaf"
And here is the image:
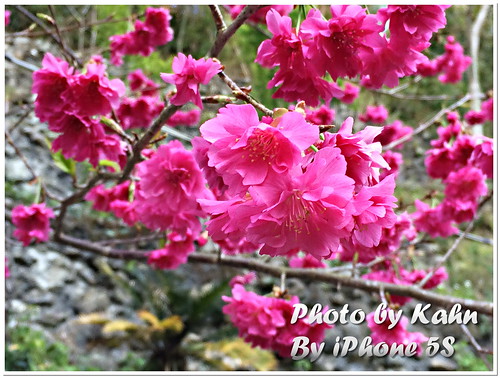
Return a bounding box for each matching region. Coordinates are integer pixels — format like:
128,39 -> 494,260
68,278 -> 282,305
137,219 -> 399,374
203,338 -> 277,371
137,310 -> 161,328
159,315 -> 184,334
102,320 -> 140,334
77,312 -> 108,325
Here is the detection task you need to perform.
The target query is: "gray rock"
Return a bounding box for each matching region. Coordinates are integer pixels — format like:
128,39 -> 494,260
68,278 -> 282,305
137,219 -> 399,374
5,158 -> 32,181
75,287 -> 111,313
429,355 -> 458,371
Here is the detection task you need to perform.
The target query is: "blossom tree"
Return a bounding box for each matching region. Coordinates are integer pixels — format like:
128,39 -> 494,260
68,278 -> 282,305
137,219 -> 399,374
4,4 -> 494,371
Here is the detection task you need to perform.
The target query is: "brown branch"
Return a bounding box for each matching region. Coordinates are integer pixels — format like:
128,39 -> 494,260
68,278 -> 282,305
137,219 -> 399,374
6,14 -> 132,38
460,324 -> 493,369
217,71 -> 273,117
209,5 -> 264,58
15,5 -> 83,67
383,93 -> 473,151
5,130 -> 63,202
38,232 -> 493,317
208,5 -> 227,34
118,104 -> 180,183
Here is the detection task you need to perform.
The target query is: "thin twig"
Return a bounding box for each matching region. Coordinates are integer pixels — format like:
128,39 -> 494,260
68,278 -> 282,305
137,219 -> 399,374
5,130 -> 63,202
7,105 -> 34,133
118,104 -> 180,183
460,324 -> 493,370
5,52 -> 39,72
217,71 -> 273,116
209,5 -> 264,58
14,5 -> 82,67
383,93 -> 473,151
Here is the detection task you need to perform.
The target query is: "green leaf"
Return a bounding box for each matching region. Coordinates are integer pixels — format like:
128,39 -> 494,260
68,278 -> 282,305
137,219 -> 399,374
98,159 -> 121,172
51,150 -> 76,176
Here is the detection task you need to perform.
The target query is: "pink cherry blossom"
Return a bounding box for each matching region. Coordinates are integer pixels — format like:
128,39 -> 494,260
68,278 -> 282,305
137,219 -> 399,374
300,6 -> 385,81
229,272 -> 257,288
377,6 -> 449,45
412,200 -> 458,238
50,114 -> 127,168
470,138 -> 493,179
133,140 -> 212,233
192,136 -> 228,197
351,175 -> 398,248
148,230 -> 195,270
12,203 -> 55,246
222,284 -> 331,357
128,69 -> 160,96
5,10 -> 10,26
316,117 -> 389,188
464,110 -> 486,125
435,36 -> 472,84
481,97 -> 493,121
110,7 -> 173,66
304,105 -> 335,126
380,151 -> 403,181
166,109 -> 201,127
85,181 -> 131,212
62,61 -> 125,117
225,5 -> 293,24
5,258 -> 9,278
359,105 -> 389,124
367,310 -> 428,355
256,9 -> 341,106
444,166 -> 488,203
204,108 -> 318,189
246,146 -> 355,260
109,200 -> 138,226
289,254 -> 327,269
375,120 -> 413,149
160,53 -> 221,108
117,96 -> 163,129
340,212 -> 415,264
32,53 -> 74,124
338,83 -> 360,104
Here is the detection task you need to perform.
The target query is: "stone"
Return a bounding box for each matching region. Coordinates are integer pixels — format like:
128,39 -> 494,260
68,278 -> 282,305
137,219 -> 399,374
76,287 -> 111,313
5,158 -> 32,181
429,355 -> 458,371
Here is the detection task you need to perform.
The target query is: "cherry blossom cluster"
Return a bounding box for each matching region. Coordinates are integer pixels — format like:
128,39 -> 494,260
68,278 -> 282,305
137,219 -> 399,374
222,282 -> 331,357
414,112 -> 492,237
84,140 -> 213,269
110,7 -> 174,66
11,203 -> 55,246
224,5 -> 293,24
196,104 -> 398,261
32,53 -> 127,168
465,96 -> 494,125
417,36 -> 472,84
160,53 -> 222,109
363,266 -> 448,305
116,69 -> 201,130
256,5 -> 449,106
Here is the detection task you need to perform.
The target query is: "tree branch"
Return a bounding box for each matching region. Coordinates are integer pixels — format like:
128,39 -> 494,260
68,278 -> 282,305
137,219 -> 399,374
209,5 -> 264,58
15,5 -> 83,67
118,104 -> 180,183
37,232 -> 493,317
383,93 -> 473,151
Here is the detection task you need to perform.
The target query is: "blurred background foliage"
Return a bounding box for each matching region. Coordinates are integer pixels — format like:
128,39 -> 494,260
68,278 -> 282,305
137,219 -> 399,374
5,4 -> 494,372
